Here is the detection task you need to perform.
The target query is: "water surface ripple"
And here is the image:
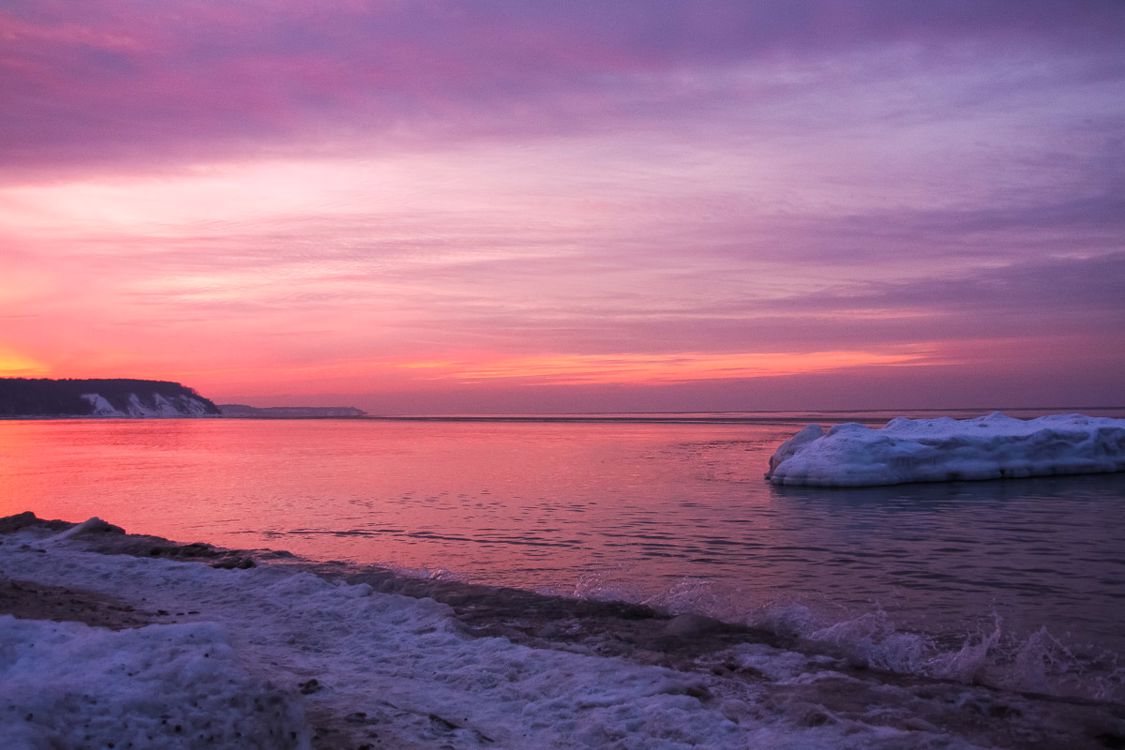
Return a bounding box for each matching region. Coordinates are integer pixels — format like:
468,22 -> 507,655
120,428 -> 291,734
2,415 -> 1123,663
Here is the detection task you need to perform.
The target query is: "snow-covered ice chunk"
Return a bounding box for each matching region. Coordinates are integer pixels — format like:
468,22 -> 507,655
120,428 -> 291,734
33,516 -> 121,546
0,616 -> 309,749
766,412 -> 1125,487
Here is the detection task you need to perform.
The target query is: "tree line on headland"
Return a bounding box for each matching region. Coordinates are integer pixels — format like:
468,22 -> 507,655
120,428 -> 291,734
0,378 -> 220,417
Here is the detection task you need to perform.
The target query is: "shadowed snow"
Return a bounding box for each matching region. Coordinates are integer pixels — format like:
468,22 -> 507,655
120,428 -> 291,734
767,412 -> 1125,487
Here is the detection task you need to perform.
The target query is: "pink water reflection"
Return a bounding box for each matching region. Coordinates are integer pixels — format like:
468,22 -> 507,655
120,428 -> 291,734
4,418 -> 1125,653
0,418 -> 787,587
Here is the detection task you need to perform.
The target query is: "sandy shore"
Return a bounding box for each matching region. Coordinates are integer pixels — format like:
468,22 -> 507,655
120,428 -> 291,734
2,512 -> 1123,749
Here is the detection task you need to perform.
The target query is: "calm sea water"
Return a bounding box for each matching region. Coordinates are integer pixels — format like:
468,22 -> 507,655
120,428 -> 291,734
2,412 -> 1124,659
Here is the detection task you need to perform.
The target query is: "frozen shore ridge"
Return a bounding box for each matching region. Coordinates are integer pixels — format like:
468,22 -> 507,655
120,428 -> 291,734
2,513 -> 1124,749
767,413 -> 1125,487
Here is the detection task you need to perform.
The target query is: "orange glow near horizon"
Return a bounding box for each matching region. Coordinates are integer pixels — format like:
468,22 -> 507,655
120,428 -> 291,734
27,344 -> 945,394
0,349 -> 48,378
1,2 -> 1122,411
401,348 -> 940,386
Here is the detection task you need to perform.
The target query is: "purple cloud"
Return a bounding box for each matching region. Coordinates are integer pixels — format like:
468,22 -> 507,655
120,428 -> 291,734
2,1 -> 1123,410
2,1 -> 1124,177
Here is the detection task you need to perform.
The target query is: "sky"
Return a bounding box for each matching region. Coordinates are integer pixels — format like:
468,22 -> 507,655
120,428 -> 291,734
1,0 -> 1123,413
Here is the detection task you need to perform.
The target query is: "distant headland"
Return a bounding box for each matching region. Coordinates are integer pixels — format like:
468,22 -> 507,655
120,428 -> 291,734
218,404 -> 367,418
0,378 -> 220,418
0,378 -> 372,419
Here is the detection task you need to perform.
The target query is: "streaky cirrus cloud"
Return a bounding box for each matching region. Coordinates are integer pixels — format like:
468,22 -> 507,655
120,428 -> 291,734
2,0 -> 1123,177
1,1 -> 1123,410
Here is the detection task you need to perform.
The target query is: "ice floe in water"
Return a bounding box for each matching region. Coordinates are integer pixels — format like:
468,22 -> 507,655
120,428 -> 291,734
765,412 -> 1125,487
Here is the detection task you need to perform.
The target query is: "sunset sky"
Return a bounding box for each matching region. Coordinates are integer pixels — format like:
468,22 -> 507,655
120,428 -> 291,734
2,1 -> 1123,413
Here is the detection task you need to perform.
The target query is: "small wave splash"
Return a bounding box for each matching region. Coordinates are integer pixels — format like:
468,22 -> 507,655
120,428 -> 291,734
573,574 -> 1124,703
778,606 -> 1122,701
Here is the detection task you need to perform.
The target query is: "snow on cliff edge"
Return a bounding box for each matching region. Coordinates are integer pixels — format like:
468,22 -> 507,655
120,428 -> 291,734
766,412 -> 1125,487
80,392 -> 215,417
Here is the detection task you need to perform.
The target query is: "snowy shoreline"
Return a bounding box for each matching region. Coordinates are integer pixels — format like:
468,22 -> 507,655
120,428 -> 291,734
2,513 -> 1124,749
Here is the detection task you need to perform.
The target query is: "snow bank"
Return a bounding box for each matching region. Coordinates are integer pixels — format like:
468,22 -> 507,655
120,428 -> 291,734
0,616 -> 308,749
10,515 -> 1121,747
2,521 -> 984,749
766,412 -> 1125,487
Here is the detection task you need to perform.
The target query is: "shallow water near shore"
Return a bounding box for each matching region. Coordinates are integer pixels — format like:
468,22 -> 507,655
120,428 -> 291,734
7,517 -> 1124,749
2,411 -> 1124,701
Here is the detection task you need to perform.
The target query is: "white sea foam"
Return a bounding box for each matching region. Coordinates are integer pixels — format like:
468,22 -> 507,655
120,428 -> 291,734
766,412 -> 1125,487
561,571 -> 1125,702
746,602 -> 1125,702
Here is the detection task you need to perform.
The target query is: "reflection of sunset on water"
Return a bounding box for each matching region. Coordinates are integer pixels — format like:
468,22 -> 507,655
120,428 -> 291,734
4,417 -> 1124,657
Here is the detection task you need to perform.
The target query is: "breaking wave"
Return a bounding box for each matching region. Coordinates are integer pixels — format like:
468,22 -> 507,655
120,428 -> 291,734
573,574 -> 1125,703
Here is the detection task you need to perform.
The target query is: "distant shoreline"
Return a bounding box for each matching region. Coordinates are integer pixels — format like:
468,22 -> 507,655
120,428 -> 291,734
3,405 -> 1124,425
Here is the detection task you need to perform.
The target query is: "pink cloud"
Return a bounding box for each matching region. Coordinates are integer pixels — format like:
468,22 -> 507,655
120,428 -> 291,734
2,2 -> 1123,410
